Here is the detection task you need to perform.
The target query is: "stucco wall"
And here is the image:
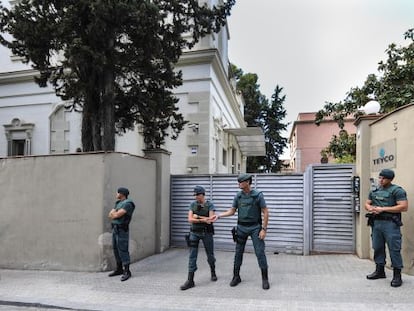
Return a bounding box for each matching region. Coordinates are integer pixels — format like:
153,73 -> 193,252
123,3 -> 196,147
356,104 -> 414,274
369,105 -> 414,274
0,152 -> 157,272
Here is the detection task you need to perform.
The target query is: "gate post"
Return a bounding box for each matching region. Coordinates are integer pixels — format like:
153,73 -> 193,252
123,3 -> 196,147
303,165 -> 313,255
144,148 -> 171,253
355,116 -> 379,259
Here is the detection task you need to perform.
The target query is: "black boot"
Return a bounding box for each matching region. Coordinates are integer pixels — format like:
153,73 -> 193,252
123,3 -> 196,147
261,268 -> 270,290
108,263 -> 123,277
391,268 -> 402,287
120,264 -> 131,282
180,272 -> 195,290
210,266 -> 217,282
230,268 -> 241,287
366,264 -> 386,280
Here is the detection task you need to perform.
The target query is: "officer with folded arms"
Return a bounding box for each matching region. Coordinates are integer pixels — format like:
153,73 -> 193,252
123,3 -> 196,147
365,169 -> 408,287
108,187 -> 136,282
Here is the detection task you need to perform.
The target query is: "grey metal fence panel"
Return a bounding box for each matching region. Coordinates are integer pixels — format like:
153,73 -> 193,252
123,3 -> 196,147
171,174 -> 304,254
310,164 -> 355,253
255,174 -> 304,254
170,175 -> 212,248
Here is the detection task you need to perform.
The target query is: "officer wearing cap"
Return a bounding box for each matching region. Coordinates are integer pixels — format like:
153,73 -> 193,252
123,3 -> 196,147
365,169 -> 408,287
213,173 -> 270,290
180,185 -> 217,290
108,187 -> 136,281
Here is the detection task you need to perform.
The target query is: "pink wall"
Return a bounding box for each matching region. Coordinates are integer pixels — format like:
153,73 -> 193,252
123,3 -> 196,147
290,113 -> 355,172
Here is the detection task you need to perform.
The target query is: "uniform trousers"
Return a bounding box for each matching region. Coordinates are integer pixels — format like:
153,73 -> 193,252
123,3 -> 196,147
371,219 -> 403,269
234,224 -> 268,270
112,225 -> 130,265
188,231 -> 215,273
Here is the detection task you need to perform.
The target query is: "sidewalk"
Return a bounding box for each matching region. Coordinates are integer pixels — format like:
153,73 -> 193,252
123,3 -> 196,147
1,248 -> 414,311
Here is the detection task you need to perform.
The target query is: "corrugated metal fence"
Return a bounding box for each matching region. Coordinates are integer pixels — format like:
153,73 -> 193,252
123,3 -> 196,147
171,164 -> 355,255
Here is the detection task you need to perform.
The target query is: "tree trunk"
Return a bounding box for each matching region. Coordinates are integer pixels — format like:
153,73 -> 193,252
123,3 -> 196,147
82,90 -> 102,151
101,36 -> 116,151
101,67 -> 115,151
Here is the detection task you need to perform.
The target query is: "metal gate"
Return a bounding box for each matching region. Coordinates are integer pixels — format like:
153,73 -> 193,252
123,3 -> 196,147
307,164 -> 356,253
170,174 -> 304,254
170,164 -> 355,255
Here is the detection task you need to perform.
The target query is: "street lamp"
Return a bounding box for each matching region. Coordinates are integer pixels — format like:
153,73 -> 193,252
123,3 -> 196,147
360,100 -> 380,115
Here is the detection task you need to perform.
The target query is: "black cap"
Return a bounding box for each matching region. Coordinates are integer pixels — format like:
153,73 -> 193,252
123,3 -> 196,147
379,169 -> 395,180
193,185 -> 205,195
237,173 -> 252,183
117,187 -> 129,197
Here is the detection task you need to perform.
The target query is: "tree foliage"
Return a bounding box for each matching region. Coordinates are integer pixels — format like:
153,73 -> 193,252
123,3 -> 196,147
0,0 -> 235,151
260,85 -> 289,172
321,129 -> 356,164
315,28 -> 414,162
230,64 -> 289,172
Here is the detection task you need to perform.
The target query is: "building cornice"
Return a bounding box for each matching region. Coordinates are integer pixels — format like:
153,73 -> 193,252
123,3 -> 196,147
177,49 -> 245,126
0,69 -> 39,84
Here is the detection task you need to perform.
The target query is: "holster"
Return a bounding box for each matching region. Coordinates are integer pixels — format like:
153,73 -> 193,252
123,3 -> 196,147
185,233 -> 191,247
391,215 -> 403,226
206,224 -> 215,235
365,213 -> 375,227
231,226 -> 237,243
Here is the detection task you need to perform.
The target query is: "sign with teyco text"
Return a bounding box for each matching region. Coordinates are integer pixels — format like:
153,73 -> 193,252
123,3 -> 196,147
371,139 -> 396,172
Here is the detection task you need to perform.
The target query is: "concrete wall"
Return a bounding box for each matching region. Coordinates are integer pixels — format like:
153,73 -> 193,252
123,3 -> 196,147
0,152 -> 158,272
355,104 -> 414,274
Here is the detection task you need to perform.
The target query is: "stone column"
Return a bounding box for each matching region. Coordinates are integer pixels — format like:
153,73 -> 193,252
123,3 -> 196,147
354,115 -> 380,258
143,148 -> 171,253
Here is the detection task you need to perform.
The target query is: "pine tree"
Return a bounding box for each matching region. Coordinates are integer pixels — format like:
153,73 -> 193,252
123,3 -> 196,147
0,0 -> 235,150
231,64 -> 289,172
260,86 -> 289,172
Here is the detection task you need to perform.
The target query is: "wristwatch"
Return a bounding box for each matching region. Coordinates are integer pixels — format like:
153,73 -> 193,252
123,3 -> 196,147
262,227 -> 267,231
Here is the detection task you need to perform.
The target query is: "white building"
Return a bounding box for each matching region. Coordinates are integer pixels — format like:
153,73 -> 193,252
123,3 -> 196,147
0,0 -> 265,174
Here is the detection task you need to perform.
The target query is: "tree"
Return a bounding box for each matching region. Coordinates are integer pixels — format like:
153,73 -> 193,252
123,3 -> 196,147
259,86 -> 289,172
230,64 -> 267,127
315,28 -> 414,161
0,0 -> 235,151
230,65 -> 289,172
321,129 -> 356,164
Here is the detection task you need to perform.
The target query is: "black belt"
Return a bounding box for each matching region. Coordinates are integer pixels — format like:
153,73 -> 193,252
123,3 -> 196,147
374,215 -> 394,221
191,228 -> 206,233
238,221 -> 259,226
112,223 -> 129,230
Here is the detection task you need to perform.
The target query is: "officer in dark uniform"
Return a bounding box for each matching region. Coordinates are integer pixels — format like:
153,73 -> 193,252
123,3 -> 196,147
213,173 -> 270,290
365,169 -> 408,287
180,185 -> 217,290
108,187 -> 136,282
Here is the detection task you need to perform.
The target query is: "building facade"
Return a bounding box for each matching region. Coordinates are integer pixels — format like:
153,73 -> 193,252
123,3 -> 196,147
289,112 -> 356,172
0,0 -> 264,174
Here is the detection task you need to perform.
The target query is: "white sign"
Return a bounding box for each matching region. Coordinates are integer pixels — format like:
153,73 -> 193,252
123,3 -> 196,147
371,139 -> 396,172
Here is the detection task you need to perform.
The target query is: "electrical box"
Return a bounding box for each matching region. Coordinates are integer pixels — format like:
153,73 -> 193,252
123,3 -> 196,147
352,176 -> 360,212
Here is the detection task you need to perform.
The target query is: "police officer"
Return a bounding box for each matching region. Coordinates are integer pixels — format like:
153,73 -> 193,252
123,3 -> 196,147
365,169 -> 408,287
180,185 -> 217,290
213,173 -> 270,290
108,187 -> 136,282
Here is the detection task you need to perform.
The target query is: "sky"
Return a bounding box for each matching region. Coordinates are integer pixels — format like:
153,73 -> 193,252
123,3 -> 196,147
226,0 -> 414,134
